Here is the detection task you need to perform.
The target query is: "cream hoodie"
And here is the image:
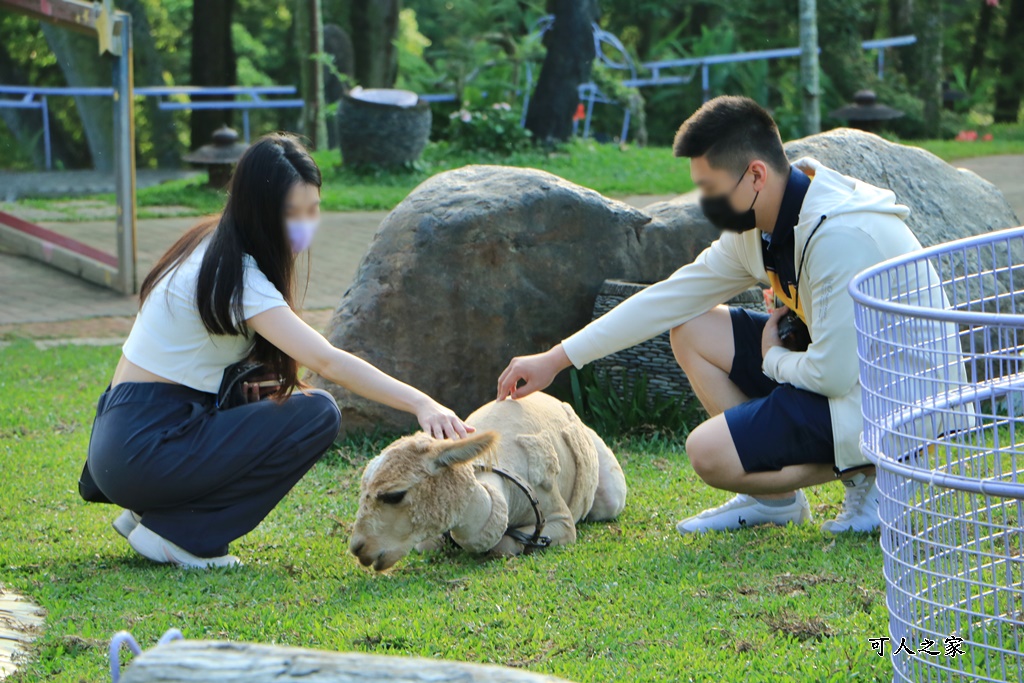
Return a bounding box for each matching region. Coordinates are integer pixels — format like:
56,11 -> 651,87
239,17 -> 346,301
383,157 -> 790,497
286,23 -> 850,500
561,157 -> 959,473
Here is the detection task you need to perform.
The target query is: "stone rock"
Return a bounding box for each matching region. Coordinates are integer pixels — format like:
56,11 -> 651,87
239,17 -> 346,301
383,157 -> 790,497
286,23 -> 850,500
316,131 -> 1023,433
783,128 -> 1020,245
337,93 -> 432,168
636,190 -> 719,282
640,128 -> 1021,282
120,640 -> 575,683
641,127 -> 1023,320
311,165 -> 652,433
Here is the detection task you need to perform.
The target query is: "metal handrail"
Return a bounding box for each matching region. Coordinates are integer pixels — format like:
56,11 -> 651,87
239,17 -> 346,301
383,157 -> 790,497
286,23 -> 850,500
0,84 -> 303,167
1,33 -> 919,168
432,28 -> 917,143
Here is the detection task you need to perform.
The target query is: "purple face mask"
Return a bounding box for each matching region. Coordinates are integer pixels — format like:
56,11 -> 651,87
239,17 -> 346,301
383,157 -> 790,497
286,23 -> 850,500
286,218 -> 320,253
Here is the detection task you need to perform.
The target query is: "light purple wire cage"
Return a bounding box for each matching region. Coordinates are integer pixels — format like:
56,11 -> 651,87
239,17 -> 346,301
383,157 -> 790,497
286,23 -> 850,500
851,226 -> 1024,682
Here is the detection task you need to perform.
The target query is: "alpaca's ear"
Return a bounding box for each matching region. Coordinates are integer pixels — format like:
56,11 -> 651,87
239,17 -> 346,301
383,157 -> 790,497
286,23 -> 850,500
433,431 -> 498,469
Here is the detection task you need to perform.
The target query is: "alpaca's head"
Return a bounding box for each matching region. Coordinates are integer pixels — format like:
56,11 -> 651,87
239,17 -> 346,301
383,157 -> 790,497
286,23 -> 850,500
349,430 -> 498,571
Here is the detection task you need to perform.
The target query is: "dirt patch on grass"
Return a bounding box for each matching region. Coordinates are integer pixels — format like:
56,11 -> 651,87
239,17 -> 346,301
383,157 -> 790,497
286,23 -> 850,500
767,572 -> 844,596
737,572 -> 844,598
763,610 -> 833,642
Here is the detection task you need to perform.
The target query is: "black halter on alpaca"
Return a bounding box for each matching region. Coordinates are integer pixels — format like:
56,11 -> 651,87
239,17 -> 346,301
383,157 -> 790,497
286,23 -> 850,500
443,464 -> 552,551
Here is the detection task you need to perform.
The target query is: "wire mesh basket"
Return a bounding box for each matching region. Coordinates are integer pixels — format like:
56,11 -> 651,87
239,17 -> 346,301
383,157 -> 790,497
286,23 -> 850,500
851,226 -> 1024,683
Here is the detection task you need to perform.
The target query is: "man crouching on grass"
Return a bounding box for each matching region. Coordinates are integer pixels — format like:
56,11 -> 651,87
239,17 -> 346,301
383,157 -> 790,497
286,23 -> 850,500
495,95 -> 930,535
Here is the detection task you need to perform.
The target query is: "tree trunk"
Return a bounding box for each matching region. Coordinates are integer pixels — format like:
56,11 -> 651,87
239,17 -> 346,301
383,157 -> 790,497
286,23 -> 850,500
119,640 -> 575,683
121,0 -> 180,167
994,0 -> 1024,123
40,23 -> 115,171
888,0 -> 915,74
190,0 -> 236,150
799,0 -> 821,136
817,0 -> 874,104
965,0 -> 994,88
916,0 -> 943,137
295,0 -> 328,150
324,23 -> 355,149
350,0 -> 400,88
524,0 -> 598,144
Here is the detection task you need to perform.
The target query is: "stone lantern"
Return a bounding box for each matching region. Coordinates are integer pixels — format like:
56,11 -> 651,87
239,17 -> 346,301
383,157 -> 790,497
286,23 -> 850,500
828,90 -> 904,133
183,125 -> 249,188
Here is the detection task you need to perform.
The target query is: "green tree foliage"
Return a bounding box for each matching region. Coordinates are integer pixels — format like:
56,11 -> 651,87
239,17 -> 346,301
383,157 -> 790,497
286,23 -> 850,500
1,0 -> 1021,169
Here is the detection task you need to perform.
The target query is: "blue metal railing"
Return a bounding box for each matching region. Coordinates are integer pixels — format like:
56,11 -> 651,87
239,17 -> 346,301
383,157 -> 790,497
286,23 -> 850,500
138,86 -> 303,142
577,34 -> 918,141
0,85 -> 303,169
425,32 -> 917,144
1,34 -> 919,169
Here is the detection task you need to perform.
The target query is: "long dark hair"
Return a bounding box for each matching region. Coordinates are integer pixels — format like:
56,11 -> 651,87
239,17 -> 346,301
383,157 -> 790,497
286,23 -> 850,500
138,133 -> 322,399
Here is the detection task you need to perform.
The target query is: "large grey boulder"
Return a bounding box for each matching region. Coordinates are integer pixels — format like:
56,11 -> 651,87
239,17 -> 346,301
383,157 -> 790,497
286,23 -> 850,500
637,191 -> 718,281
311,165 -> 652,433
783,128 -> 1020,245
640,128 -> 1021,282
316,131 -> 1022,433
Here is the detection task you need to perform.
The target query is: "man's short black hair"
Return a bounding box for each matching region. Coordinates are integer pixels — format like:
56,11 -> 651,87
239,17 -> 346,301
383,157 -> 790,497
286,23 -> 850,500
673,96 -> 790,175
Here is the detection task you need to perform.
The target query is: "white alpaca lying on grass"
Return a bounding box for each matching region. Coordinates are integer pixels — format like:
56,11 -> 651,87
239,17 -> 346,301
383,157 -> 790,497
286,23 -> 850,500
349,392 -> 627,571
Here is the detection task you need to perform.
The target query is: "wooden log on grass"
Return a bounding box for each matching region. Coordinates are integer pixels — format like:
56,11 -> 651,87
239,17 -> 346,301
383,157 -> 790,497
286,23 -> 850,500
120,640 -> 575,683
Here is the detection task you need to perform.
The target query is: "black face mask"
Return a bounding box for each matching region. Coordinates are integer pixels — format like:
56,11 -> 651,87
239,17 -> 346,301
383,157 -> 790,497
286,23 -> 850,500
699,169 -> 759,233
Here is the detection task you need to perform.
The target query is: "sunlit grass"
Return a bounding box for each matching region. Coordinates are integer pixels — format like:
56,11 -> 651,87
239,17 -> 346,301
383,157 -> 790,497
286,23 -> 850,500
9,127 -> 1023,221
0,339 -> 903,682
18,140 -> 693,221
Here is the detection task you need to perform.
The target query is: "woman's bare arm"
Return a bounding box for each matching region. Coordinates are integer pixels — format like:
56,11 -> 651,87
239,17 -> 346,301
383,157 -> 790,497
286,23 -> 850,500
248,306 -> 474,439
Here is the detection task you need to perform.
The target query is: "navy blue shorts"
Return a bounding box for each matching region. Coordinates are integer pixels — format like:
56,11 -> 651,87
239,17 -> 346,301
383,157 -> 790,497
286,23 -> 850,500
723,306 -> 835,472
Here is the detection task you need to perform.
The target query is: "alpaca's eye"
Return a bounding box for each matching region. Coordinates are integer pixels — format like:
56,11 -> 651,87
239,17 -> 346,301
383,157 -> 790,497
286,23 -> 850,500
376,490 -> 407,505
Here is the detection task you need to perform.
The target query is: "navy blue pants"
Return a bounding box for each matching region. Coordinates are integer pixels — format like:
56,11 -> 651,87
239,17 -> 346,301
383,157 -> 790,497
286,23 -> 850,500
87,381 -> 342,558
722,306 -> 835,473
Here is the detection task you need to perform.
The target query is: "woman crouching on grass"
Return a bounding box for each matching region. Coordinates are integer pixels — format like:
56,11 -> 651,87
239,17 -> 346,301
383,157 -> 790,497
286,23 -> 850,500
86,132 -> 473,569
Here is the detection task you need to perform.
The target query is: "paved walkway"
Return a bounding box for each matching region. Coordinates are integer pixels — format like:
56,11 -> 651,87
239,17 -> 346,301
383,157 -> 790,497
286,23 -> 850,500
0,158 -> 1020,330
954,155 -> 1024,222
2,210 -> 388,322
0,195 -> 673,328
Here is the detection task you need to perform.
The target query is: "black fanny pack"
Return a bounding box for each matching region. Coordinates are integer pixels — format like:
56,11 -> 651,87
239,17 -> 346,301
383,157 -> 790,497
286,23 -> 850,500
216,358 -> 274,409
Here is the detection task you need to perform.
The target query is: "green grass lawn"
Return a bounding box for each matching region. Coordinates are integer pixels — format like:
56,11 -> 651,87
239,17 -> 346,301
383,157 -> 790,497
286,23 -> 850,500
0,340 -> 898,682
114,140 -> 695,219
4,140 -> 694,221
907,138 -> 1024,162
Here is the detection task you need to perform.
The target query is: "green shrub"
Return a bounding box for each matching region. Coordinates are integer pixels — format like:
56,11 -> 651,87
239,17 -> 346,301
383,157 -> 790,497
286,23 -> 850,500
445,102 -> 533,155
563,365 -> 703,440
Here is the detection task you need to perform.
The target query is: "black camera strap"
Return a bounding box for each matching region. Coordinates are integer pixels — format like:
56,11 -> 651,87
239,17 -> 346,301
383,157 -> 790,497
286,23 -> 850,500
793,214 -> 828,312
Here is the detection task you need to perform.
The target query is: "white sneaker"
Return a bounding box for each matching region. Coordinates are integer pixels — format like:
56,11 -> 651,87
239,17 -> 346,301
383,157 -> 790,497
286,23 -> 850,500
127,524 -> 242,568
112,510 -> 141,539
676,491 -> 812,535
821,472 -> 880,533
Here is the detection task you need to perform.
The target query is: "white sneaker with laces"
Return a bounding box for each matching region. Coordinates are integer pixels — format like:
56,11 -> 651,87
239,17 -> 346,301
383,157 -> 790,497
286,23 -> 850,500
112,510 -> 141,539
820,472 -> 881,533
127,524 -> 241,568
675,490 -> 812,535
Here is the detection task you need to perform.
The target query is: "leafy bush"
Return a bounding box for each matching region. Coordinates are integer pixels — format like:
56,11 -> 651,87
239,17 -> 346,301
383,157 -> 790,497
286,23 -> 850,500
445,102 -> 533,154
564,365 -> 703,440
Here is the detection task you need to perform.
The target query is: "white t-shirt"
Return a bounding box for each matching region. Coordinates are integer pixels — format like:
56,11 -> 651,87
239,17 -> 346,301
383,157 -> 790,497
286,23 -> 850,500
122,236 -> 290,393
